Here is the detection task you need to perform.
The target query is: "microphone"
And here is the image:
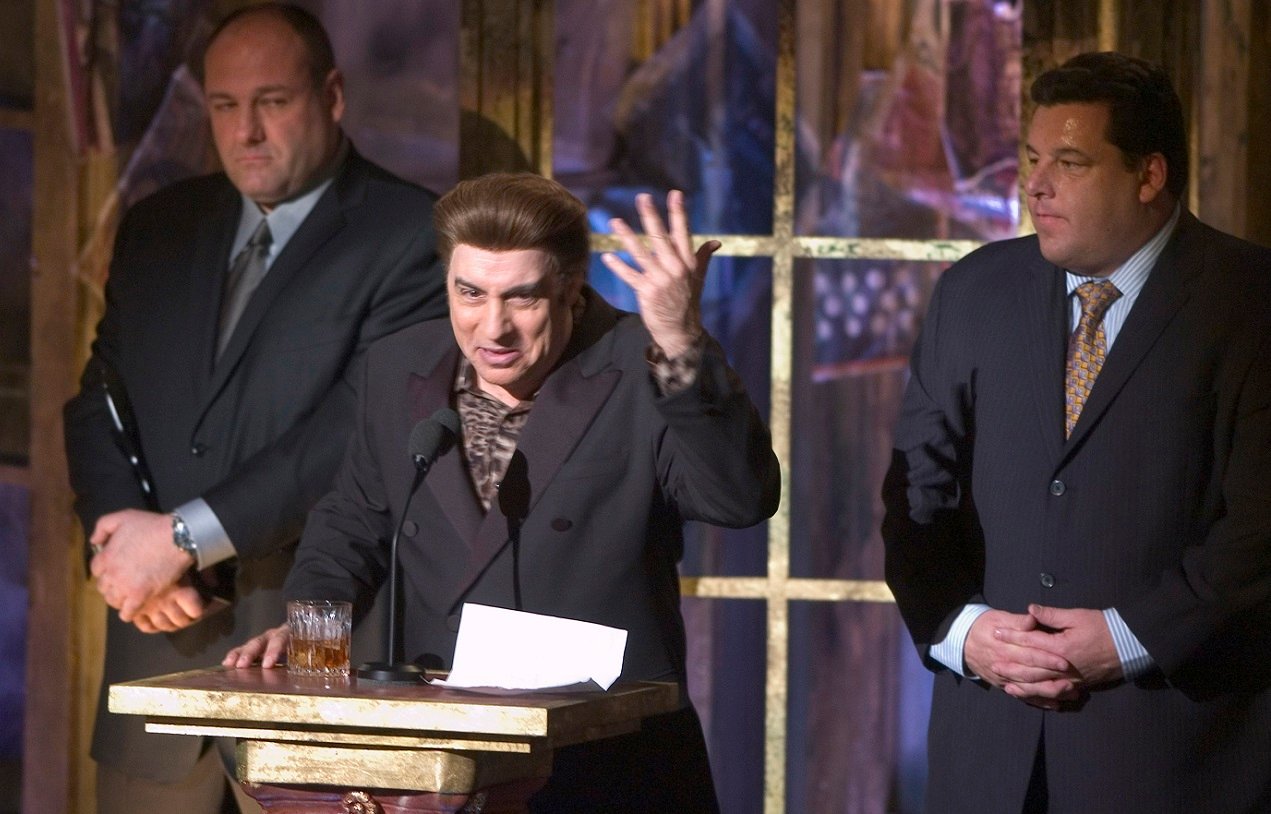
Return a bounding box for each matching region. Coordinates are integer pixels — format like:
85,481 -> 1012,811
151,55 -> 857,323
409,409 -> 459,473
498,450 -> 529,611
357,408 -> 460,683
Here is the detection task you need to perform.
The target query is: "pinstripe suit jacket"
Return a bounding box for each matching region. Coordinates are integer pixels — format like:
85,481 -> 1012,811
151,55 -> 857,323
883,212 -> 1271,813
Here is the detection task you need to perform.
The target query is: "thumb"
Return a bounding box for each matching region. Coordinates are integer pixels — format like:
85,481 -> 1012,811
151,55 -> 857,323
90,512 -> 121,543
695,240 -> 721,263
1029,604 -> 1068,628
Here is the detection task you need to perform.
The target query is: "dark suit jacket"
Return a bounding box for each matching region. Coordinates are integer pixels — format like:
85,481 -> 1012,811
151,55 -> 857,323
882,213 -> 1271,813
63,148 -> 447,782
288,292 -> 780,810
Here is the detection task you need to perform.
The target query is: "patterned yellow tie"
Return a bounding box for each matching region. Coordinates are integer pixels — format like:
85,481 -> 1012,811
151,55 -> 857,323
1065,280 -> 1121,437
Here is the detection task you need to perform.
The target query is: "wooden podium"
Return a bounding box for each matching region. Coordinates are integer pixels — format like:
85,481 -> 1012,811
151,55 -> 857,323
109,667 -> 680,813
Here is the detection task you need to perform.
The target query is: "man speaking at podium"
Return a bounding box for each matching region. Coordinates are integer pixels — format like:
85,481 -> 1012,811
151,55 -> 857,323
227,173 -> 780,812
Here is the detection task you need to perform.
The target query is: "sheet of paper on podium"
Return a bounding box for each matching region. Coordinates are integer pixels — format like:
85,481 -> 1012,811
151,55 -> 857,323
435,603 -> 628,691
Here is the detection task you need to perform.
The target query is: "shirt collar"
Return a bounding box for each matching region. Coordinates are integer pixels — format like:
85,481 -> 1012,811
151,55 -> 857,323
230,137 -> 349,264
1065,203 -> 1181,299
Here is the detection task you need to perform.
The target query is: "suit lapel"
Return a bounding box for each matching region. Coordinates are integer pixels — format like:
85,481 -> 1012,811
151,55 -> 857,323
188,185 -> 241,390
1063,214 -> 1198,452
448,296 -> 623,609
407,346 -> 486,543
200,152 -> 371,418
208,194 -> 348,396
1019,255 -> 1069,466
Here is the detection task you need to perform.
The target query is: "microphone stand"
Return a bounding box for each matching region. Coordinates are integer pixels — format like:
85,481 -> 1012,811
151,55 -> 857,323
358,411 -> 457,683
357,456 -> 433,683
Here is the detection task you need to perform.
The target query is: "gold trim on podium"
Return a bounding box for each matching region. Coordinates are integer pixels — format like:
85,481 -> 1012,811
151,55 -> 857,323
109,667 -> 681,797
236,741 -> 552,792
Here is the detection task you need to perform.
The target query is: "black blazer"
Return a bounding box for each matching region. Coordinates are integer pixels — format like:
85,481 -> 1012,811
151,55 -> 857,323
287,292 -> 780,809
883,212 -> 1271,813
64,148 -> 447,781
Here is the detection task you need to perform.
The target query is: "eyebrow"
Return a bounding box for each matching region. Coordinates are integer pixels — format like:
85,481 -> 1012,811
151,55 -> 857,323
1025,142 -> 1092,161
451,277 -> 546,298
205,84 -> 295,101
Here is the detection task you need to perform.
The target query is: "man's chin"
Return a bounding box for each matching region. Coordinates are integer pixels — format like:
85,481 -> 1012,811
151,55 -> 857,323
227,175 -> 286,206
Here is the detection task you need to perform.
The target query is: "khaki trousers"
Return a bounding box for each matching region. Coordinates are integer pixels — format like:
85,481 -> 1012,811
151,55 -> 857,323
96,743 -> 262,814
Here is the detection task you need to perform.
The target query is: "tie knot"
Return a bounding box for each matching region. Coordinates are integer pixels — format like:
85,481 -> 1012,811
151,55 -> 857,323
248,219 -> 273,250
1074,280 -> 1120,319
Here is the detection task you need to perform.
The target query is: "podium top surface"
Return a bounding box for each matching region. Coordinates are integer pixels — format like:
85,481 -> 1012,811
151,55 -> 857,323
109,667 -> 680,742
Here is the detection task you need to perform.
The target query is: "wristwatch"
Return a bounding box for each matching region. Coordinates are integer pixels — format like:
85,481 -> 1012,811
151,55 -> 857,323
171,512 -> 199,568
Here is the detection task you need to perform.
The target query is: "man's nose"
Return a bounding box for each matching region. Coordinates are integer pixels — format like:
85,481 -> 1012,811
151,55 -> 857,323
235,104 -> 264,144
1025,162 -> 1051,197
479,301 -> 511,338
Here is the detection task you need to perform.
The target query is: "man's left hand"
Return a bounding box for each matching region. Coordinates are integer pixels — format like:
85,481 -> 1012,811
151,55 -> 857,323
996,604 -> 1124,689
89,508 -> 196,623
602,190 -> 720,359
130,580 -> 208,634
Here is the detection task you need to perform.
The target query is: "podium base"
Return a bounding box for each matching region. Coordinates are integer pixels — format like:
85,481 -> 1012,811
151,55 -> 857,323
243,777 -> 548,814
356,661 -> 428,683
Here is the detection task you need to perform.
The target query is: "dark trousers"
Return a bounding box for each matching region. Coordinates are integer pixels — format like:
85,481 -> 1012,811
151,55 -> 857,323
529,705 -> 720,813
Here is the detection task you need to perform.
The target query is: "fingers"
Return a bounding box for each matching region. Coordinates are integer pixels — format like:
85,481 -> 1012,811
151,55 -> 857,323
132,613 -> 159,634
666,189 -> 693,259
132,586 -> 205,634
223,636 -> 266,668
1029,603 -> 1074,631
607,214 -> 661,285
259,628 -> 290,669
635,191 -> 689,266
1002,677 -> 1082,709
224,624 -> 290,669
118,594 -> 144,624
89,543 -> 107,578
993,629 -> 1071,672
170,586 -> 206,621
608,190 -> 697,277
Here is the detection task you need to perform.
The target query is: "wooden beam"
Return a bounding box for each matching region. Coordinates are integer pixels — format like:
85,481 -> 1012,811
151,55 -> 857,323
23,0 -> 82,810
458,0 -> 554,178
0,108 -> 34,131
1195,0 -> 1251,236
0,464 -> 28,488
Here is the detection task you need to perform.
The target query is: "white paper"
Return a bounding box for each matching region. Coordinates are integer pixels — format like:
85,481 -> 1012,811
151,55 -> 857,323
435,603 -> 628,691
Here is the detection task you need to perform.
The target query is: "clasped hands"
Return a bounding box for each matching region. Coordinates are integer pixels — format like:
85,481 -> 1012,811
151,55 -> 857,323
89,508 -> 211,634
964,604 -> 1124,710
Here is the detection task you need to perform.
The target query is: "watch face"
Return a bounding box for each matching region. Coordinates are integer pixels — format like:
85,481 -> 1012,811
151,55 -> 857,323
172,514 -> 197,558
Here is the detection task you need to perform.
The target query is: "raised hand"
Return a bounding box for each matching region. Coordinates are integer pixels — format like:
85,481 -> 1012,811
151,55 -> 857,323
601,190 -> 720,359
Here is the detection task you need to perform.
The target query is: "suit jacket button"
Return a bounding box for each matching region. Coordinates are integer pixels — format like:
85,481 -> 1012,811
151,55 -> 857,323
190,443 -> 207,457
446,614 -> 461,632
402,521 -> 418,537
551,518 -> 572,532
1048,479 -> 1065,496
1040,572 -> 1056,588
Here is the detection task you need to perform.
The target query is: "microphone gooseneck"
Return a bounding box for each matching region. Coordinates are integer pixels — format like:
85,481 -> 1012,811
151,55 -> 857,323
357,408 -> 460,683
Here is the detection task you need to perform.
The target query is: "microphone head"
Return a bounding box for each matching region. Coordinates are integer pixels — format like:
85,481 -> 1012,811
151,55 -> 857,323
409,408 -> 460,468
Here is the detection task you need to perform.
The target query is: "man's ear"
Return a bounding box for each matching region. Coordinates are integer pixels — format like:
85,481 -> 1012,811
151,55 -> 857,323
1138,153 -> 1168,204
325,69 -> 346,124
563,271 -> 585,305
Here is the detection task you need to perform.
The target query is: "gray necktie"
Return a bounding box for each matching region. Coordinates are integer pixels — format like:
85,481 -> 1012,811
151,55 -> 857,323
217,219 -> 273,359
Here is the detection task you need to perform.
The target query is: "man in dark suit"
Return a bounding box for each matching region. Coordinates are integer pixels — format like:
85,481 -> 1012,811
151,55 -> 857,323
63,5 -> 445,812
225,173 -> 780,812
882,52 -> 1271,813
